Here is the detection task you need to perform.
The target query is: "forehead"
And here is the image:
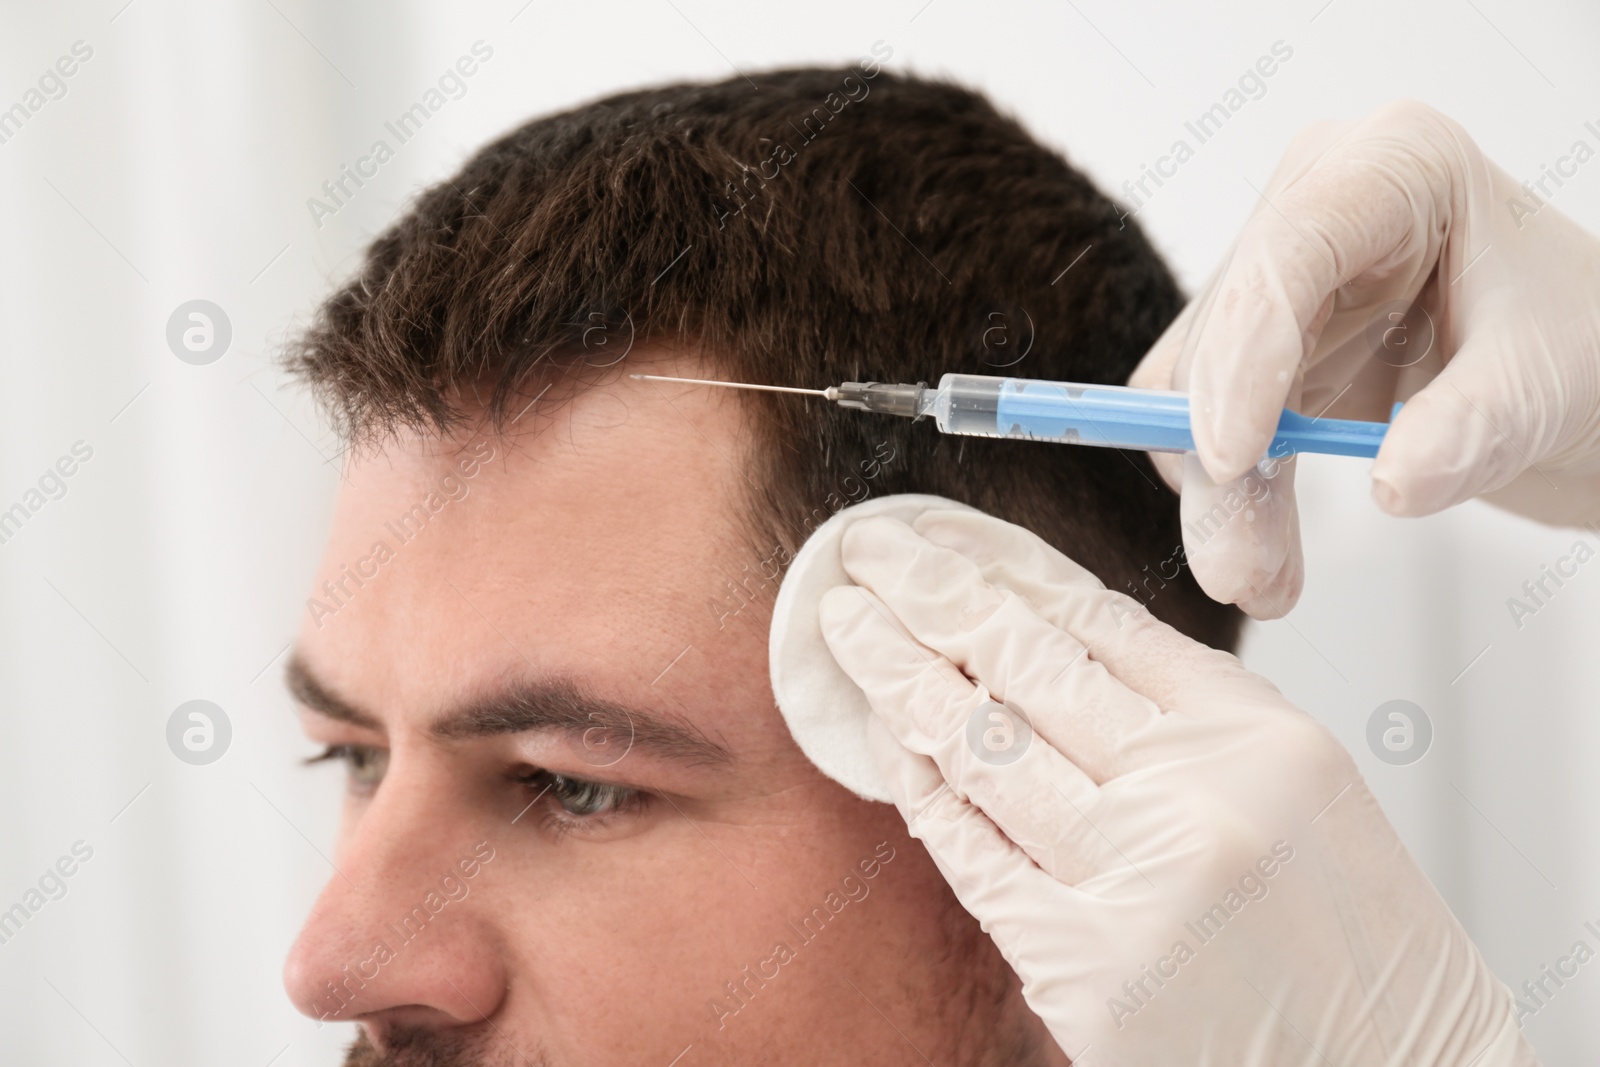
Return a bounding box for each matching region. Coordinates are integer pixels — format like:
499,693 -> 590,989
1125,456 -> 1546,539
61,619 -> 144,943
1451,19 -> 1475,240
297,363 -> 778,741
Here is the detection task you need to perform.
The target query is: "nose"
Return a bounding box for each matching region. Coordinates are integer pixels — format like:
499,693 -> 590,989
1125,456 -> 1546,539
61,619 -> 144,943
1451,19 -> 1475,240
283,771 -> 508,1034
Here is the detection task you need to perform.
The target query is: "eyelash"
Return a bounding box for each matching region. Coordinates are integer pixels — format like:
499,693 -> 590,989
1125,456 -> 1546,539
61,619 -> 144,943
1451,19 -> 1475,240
515,768 -> 649,837
303,743 -> 387,793
304,744 -> 649,835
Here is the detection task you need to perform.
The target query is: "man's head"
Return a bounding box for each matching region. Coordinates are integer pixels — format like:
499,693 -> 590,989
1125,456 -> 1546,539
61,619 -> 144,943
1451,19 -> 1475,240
281,62 -> 1238,1065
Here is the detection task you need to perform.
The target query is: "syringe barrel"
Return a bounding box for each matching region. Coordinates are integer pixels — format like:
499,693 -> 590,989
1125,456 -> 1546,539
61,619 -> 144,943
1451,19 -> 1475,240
920,373 -> 1389,459
924,373 -> 1195,452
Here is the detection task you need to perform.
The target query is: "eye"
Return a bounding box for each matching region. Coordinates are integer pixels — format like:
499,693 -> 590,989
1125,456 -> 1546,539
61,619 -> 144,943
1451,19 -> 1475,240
304,744 -> 390,793
547,773 -> 634,816
518,768 -> 647,830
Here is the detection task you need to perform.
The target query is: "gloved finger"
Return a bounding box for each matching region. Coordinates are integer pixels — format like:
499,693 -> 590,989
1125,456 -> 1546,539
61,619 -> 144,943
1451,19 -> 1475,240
872,716 -> 1219,1062
1129,288 -> 1213,495
865,714 -> 1084,941
1185,125 -> 1439,484
1129,118 -> 1356,487
821,587 -> 1110,880
1233,496 -> 1305,621
1370,331 -> 1558,517
1146,448 -> 1184,493
909,510 -> 1261,714
864,714 -> 1111,885
1177,452 -> 1305,619
837,518 -> 1158,781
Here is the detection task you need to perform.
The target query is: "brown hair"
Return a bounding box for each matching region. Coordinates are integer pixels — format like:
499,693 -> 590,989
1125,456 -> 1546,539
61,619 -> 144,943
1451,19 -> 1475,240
284,63 -> 1240,650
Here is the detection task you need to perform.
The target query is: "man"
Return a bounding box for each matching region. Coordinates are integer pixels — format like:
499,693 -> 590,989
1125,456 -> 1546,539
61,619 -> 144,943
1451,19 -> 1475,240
280,63 -> 1234,1064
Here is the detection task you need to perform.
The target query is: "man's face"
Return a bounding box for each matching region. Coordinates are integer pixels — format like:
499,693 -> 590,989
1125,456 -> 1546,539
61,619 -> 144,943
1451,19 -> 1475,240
283,360 -> 1053,1066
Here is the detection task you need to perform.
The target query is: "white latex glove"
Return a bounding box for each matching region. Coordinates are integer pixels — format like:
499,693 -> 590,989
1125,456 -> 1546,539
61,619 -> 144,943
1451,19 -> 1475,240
818,509 -> 1537,1067
1130,100 -> 1600,619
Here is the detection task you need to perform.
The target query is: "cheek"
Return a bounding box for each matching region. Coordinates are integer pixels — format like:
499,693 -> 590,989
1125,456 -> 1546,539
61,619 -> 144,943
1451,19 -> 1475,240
479,780 -> 964,1058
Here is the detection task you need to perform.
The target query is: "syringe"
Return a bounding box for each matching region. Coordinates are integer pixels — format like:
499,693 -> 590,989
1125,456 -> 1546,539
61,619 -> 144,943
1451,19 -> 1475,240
630,372 -> 1392,459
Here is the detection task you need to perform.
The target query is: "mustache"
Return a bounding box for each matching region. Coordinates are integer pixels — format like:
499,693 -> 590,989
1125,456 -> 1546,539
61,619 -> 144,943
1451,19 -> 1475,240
343,1025 -> 541,1067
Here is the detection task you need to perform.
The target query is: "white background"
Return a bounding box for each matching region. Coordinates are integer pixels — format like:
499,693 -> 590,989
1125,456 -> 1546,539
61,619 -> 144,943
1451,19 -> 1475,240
1,0 -> 1596,1062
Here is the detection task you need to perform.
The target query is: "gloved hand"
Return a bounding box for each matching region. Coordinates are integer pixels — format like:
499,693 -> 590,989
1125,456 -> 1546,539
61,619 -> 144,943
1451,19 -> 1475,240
1130,100 -> 1600,619
818,509 -> 1538,1067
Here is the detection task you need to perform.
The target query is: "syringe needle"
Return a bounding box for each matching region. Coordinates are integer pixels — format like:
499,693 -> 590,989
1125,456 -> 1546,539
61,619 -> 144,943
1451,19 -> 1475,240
629,373 -> 838,399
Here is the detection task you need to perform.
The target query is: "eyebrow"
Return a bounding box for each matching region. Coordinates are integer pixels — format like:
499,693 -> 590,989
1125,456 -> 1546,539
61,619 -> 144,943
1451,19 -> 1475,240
285,652 -> 732,767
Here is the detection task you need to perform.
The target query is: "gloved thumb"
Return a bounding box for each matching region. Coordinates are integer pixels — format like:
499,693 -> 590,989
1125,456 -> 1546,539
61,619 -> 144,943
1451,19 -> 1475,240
1179,452 -> 1305,618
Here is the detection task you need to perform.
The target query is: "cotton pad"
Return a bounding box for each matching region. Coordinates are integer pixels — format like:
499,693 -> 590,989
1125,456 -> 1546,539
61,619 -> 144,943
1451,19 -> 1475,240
768,493 -> 979,802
